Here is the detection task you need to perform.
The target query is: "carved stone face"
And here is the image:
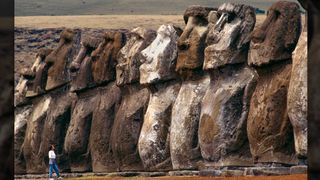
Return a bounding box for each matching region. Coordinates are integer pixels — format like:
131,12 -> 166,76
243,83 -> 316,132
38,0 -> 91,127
116,27 -> 156,86
248,1 -> 301,66
91,31 -> 126,84
45,29 -> 79,91
70,35 -> 101,92
176,6 -> 216,71
204,3 -> 256,69
139,24 -> 180,84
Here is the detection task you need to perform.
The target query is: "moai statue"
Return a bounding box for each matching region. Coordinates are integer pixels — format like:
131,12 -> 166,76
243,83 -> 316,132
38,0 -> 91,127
45,29 -> 80,91
138,24 -> 182,171
170,6 -> 215,170
199,3 -> 257,167
89,31 -> 125,172
247,1 -> 301,165
15,49 -> 52,106
70,35 -> 102,92
64,34 -> 103,172
287,16 -> 307,162
14,105 -> 32,174
23,96 -> 52,173
110,27 -> 156,171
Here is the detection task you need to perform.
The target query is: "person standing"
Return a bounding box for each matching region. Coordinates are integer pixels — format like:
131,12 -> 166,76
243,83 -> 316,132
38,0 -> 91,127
48,144 -> 62,180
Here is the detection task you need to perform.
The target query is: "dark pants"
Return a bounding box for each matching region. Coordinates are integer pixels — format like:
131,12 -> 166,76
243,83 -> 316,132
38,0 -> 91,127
49,162 -> 60,178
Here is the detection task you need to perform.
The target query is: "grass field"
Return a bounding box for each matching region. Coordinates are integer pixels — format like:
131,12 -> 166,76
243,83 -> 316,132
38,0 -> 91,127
15,0 -> 299,16
14,15 -> 269,30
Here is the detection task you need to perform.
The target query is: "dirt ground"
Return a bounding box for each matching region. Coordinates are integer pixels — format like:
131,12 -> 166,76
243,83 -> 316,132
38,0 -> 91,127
65,174 -> 307,180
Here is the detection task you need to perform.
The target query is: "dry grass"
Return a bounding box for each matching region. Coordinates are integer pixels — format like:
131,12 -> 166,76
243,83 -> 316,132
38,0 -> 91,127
15,15 -> 267,30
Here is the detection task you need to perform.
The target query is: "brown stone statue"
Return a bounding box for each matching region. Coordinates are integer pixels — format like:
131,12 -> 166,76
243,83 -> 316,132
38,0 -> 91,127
287,17 -> 307,161
91,31 -> 126,84
138,24 -> 182,171
170,6 -> 214,170
70,35 -> 102,91
199,3 -> 257,167
111,27 -> 156,171
15,49 -> 52,105
247,1 -> 301,165
89,31 -> 125,172
45,29 -> 80,91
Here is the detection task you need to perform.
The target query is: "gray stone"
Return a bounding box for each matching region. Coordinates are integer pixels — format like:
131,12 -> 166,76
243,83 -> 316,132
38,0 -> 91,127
290,165 -> 307,174
288,21 -> 307,159
168,170 -> 200,176
244,167 -> 290,176
170,74 -> 210,170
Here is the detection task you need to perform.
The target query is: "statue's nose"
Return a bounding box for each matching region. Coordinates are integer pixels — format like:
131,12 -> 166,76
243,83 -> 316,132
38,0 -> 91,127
215,13 -> 228,32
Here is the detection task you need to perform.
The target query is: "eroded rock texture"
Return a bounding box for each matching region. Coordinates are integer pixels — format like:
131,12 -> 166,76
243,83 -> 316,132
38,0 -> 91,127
111,84 -> 150,171
288,20 -> 307,159
198,3 -> 257,167
170,74 -> 210,170
70,35 -> 102,92
116,27 -> 156,85
199,65 -> 257,166
89,83 -> 121,172
176,6 -> 216,71
247,1 -> 301,165
204,3 -> 256,70
23,96 -> 52,173
138,24 -> 181,171
14,105 -> 32,174
64,88 -> 99,172
248,1 -> 301,66
91,31 -> 126,84
45,29 -> 81,91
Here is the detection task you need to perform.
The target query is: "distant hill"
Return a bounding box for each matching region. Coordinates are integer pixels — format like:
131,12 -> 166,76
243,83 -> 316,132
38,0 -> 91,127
15,0 -> 299,16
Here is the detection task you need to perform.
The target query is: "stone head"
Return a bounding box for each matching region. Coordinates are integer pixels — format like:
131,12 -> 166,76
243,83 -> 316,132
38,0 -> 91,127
45,29 -> 79,91
139,24 -> 182,84
91,31 -> 126,84
248,1 -> 301,66
175,6 -> 216,72
116,27 -> 156,86
70,35 -> 101,92
204,3 -> 256,70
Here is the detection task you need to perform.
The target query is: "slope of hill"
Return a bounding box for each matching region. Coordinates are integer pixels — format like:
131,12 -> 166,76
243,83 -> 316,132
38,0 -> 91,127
15,0 -> 298,16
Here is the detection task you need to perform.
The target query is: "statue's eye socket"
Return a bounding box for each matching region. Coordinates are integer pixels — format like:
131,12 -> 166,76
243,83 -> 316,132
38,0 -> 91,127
227,13 -> 235,23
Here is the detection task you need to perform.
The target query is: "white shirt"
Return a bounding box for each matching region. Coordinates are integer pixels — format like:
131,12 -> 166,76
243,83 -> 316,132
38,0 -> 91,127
48,150 -> 56,159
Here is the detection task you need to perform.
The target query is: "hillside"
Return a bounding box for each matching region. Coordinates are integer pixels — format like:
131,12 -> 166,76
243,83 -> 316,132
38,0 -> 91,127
15,0 -> 299,16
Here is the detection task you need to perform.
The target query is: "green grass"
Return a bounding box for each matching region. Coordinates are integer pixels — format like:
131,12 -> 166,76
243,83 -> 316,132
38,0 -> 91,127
15,0 -> 299,16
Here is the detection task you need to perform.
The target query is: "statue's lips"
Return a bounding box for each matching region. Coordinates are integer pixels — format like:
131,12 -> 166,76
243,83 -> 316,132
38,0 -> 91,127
204,48 -> 243,70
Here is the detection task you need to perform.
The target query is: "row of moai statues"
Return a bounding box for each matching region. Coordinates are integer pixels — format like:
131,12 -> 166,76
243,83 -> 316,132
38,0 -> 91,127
15,1 -> 307,174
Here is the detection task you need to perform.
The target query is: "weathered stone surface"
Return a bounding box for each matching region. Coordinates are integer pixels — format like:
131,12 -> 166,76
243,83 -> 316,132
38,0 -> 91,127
137,24 -> 181,171
23,96 -> 52,173
116,27 -> 156,86
111,84 -> 150,171
170,74 -> 210,170
91,31 -> 126,84
287,21 -> 307,159
14,105 -> 32,174
247,60 -> 297,165
290,165 -> 307,174
38,91 -> 74,172
248,1 -> 301,66
199,65 -> 258,166
64,88 -> 100,172
139,24 -> 180,84
176,6 -> 216,71
244,167 -> 290,176
89,83 -> 121,172
204,3 -> 256,70
168,170 -> 200,176
138,80 -> 180,171
70,35 -> 102,92
45,29 -> 81,91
